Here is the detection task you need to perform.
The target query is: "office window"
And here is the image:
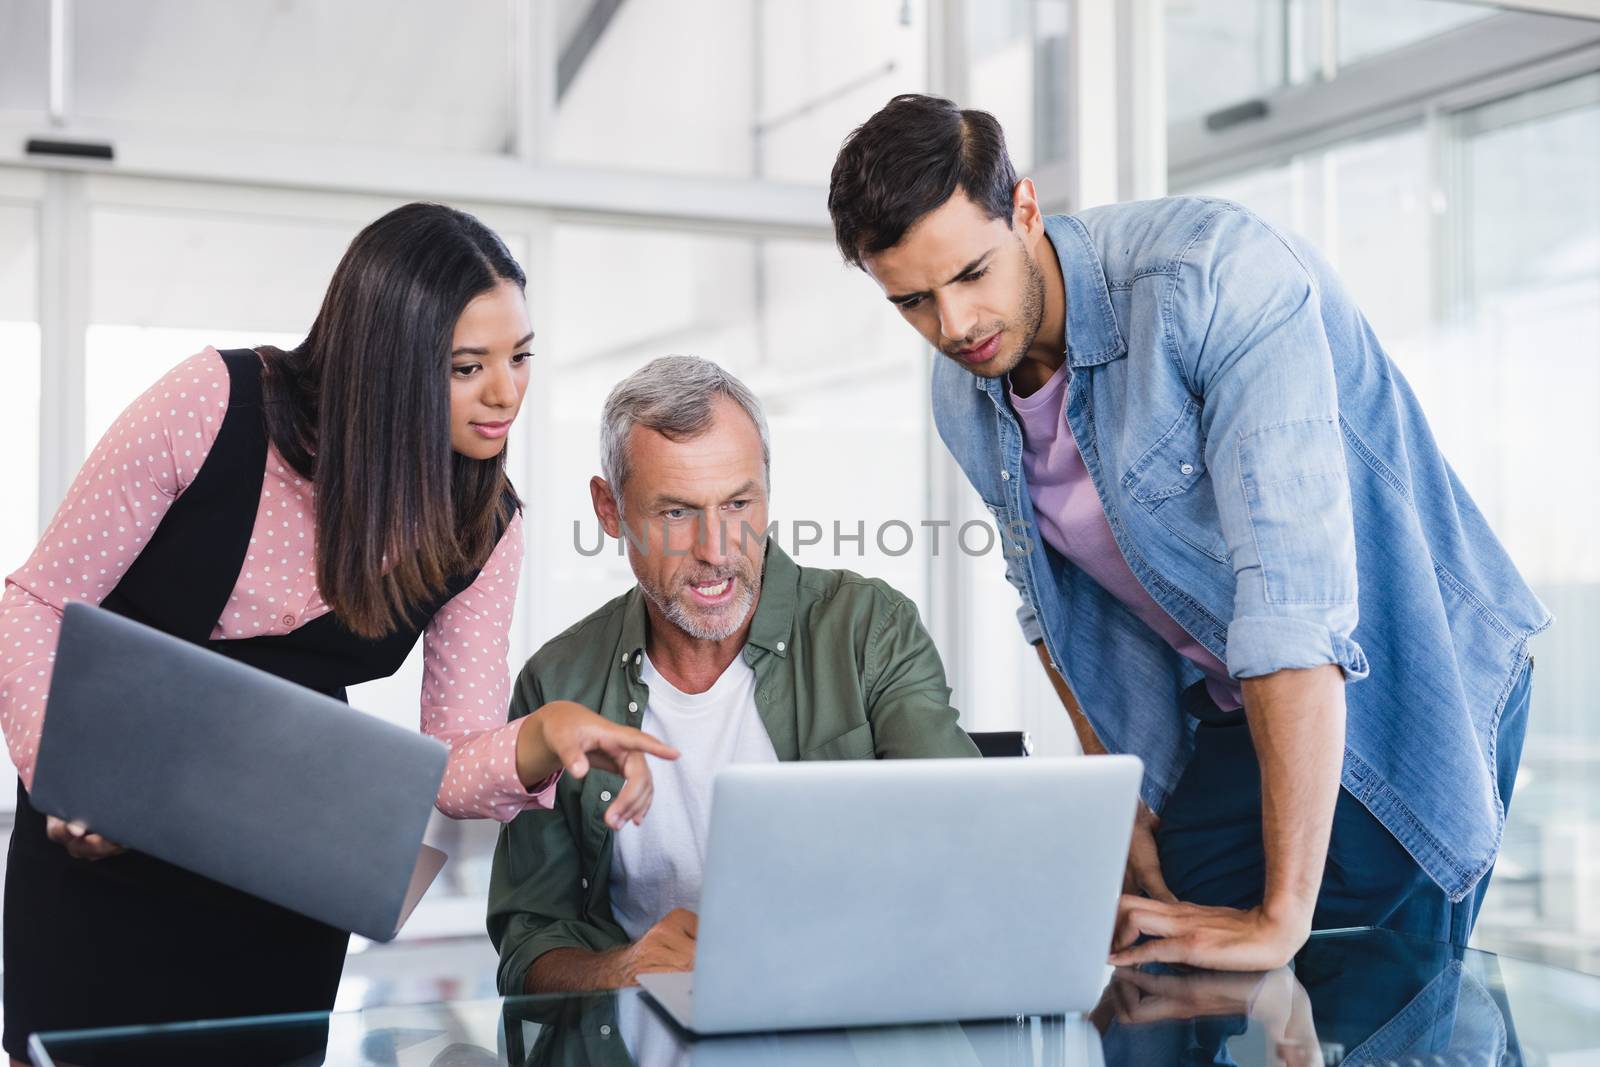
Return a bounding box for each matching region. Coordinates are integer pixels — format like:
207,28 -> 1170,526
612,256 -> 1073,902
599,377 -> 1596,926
1164,0 -> 1290,123
1165,0 -> 1498,127
0,0 -> 48,118
0,203 -> 40,580
756,0 -> 932,184
84,204 -> 347,447
1337,0 -> 1492,67
1451,76 -> 1600,962
0,201 -> 42,808
965,0 -> 1071,171
555,0 -> 928,182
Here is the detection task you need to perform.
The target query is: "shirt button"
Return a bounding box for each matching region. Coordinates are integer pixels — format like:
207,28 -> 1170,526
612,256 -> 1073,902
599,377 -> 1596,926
281,613 -> 295,626
776,641 -> 786,652
600,790 -> 612,802
634,653 -> 641,665
627,701 -> 638,713
599,1025 -> 611,1038
620,653 -> 628,664
1179,462 -> 1195,476
999,469 -> 1011,481
581,878 -> 589,890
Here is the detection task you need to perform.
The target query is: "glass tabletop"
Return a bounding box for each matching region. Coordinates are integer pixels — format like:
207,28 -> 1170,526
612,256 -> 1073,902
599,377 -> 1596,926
30,928 -> 1600,1066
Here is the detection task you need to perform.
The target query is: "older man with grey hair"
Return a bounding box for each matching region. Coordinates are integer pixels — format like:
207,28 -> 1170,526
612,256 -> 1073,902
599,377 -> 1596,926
488,355 -> 978,996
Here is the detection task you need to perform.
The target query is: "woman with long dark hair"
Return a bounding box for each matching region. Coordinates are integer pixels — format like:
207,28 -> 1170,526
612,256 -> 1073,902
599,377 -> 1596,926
0,202 -> 672,1057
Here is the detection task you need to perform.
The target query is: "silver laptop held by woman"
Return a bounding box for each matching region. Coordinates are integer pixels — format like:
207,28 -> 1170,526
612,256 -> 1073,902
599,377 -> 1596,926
31,602 -> 449,942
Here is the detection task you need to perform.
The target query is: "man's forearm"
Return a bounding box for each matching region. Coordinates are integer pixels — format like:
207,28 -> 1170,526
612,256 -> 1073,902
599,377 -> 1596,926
1034,641 -> 1107,756
1240,664 -> 1347,933
526,945 -> 631,994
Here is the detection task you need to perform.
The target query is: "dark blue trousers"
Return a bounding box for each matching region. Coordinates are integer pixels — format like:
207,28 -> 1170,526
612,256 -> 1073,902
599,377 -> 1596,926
1155,661 -> 1533,945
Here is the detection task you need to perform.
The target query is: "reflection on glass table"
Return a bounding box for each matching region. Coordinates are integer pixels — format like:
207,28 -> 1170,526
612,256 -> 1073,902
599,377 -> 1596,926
31,928 -> 1600,1066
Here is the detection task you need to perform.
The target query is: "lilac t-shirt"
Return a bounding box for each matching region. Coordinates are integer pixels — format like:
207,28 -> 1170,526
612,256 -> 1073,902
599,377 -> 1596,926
1009,365 -> 1245,711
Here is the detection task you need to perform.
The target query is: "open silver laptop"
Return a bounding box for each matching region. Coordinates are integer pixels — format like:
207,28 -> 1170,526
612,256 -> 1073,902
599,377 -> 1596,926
30,601 -> 449,942
637,755 -> 1142,1034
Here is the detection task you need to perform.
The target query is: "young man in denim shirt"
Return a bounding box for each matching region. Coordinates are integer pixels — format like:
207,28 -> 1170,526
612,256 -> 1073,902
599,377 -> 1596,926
828,94 -> 1549,971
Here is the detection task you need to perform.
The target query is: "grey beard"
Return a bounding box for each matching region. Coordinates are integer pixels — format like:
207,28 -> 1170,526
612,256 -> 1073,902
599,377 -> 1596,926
642,575 -> 759,642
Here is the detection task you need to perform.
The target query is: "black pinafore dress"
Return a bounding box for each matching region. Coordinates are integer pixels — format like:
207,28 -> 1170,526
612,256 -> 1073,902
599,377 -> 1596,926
3,350 -> 494,1054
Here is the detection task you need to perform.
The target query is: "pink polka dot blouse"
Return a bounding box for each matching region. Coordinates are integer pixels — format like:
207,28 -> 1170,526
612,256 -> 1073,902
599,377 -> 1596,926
0,348 -> 556,822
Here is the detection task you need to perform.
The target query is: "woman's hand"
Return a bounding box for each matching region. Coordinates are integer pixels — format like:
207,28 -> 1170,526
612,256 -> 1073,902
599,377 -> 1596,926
45,816 -> 125,860
517,701 -> 679,829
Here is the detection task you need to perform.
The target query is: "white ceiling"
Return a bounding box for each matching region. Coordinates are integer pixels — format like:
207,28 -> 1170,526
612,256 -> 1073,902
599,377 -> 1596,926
63,0 -> 522,154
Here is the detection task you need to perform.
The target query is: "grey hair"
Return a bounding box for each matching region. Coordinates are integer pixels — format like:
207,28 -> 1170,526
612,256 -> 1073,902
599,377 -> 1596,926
600,355 -> 772,505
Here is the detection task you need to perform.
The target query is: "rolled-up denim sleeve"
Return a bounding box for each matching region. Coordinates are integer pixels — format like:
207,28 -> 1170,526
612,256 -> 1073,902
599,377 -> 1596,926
1175,205 -> 1368,682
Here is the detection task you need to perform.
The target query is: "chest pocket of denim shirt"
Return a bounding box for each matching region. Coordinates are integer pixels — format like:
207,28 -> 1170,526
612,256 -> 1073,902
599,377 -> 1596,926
1120,397 -> 1229,563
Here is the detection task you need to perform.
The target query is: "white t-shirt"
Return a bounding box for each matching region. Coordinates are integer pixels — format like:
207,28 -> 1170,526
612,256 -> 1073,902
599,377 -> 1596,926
608,648 -> 779,941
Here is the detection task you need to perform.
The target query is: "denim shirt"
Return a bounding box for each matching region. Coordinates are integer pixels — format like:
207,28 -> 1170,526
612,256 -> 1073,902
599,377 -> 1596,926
933,199 -> 1550,901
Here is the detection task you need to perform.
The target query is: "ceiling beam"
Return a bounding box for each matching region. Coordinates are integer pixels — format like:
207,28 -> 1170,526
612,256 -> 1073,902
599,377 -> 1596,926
0,121 -> 831,235
558,0 -> 627,102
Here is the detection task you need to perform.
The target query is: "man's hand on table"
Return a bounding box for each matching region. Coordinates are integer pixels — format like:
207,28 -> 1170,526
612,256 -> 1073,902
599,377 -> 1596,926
1110,895 -> 1311,971
525,908 -> 699,993
615,907 -> 699,985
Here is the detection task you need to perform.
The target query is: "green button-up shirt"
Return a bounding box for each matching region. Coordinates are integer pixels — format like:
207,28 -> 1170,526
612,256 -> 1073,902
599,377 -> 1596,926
487,543 -> 978,994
